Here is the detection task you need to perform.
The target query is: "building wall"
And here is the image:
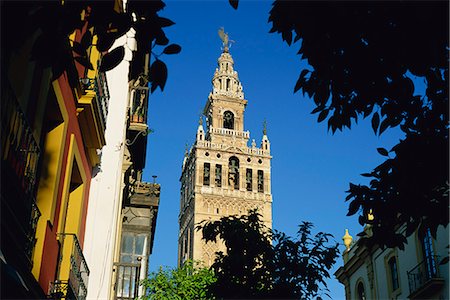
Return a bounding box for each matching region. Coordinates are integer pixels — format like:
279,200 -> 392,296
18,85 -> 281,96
2,4 -> 98,297
83,33 -> 132,299
336,224 -> 449,300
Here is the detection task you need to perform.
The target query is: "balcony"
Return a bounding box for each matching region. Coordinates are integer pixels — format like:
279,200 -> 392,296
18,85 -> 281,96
49,234 -> 90,300
128,86 -> 149,132
113,262 -> 141,300
78,72 -> 110,166
209,126 -> 250,139
407,255 -> 445,299
1,88 -> 40,199
1,86 -> 41,266
24,203 -> 41,261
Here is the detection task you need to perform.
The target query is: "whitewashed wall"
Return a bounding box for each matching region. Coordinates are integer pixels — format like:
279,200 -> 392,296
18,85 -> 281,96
83,31 -> 134,299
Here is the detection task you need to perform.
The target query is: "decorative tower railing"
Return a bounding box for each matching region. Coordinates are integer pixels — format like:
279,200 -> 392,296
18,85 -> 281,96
209,127 -> 250,139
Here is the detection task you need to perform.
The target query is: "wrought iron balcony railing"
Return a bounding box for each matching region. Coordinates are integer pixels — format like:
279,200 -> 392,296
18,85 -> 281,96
113,262 -> 141,300
1,85 -> 42,265
1,87 -> 40,198
408,255 -> 444,297
24,202 -> 41,261
80,72 -> 110,129
129,86 -> 149,129
51,234 -> 90,300
48,280 -> 76,300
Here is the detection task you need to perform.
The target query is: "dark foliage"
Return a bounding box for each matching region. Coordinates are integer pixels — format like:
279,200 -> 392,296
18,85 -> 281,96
197,210 -> 339,299
2,0 -> 180,92
264,1 -> 449,248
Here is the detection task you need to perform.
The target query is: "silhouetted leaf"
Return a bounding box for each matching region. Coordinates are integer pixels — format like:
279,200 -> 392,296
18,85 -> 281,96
163,44 -> 181,55
72,41 -> 86,56
347,200 -> 361,216
377,148 -> 389,157
358,215 -> 366,226
229,0 -> 239,9
318,109 -> 329,123
150,59 -> 168,92
361,173 -> 372,177
96,33 -> 116,52
379,117 -> 390,135
371,112 -> 380,134
99,46 -> 124,72
80,30 -> 92,50
155,33 -> 169,46
74,55 -> 93,70
157,17 -> 175,27
311,106 -> 324,114
295,69 -> 309,93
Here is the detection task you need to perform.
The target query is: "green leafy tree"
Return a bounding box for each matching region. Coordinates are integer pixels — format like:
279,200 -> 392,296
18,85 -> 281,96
198,210 -> 339,299
225,0 -> 449,248
140,260 -> 216,300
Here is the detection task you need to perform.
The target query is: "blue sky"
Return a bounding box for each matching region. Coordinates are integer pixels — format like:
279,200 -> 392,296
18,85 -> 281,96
143,1 -> 404,298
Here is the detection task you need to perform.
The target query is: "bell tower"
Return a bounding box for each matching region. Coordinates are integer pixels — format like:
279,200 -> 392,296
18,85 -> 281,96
178,30 -> 273,266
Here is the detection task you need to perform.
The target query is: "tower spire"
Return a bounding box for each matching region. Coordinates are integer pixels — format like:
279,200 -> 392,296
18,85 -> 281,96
211,30 -> 244,100
218,27 -> 233,53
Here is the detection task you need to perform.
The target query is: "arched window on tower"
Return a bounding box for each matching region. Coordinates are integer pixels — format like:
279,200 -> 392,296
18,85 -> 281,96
203,163 -> 210,186
215,164 -> 222,187
228,156 -> 239,190
257,170 -> 264,193
223,111 -> 234,129
246,169 -> 252,191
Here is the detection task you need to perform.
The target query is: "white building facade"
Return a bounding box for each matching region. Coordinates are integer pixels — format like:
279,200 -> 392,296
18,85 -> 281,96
84,6 -> 160,299
335,224 -> 449,299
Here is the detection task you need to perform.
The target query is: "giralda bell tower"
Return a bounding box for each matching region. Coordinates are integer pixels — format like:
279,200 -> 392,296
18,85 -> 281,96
178,30 -> 273,266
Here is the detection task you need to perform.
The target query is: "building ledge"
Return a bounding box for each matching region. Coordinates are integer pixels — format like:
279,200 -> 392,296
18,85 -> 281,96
77,91 -> 106,160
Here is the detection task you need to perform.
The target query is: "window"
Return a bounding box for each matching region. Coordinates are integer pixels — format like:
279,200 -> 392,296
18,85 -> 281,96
421,228 -> 437,278
223,111 -> 234,129
203,163 -> 210,186
357,281 -> 366,300
246,169 -> 252,191
257,170 -> 264,193
215,164 -> 222,187
184,233 -> 188,254
120,232 -> 147,263
228,157 -> 239,190
388,257 -> 399,291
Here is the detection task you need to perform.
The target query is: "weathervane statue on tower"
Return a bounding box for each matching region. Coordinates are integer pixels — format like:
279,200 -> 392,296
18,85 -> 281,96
218,27 -> 234,52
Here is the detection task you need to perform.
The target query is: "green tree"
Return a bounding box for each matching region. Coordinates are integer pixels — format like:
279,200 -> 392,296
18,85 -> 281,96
257,1 -> 448,248
198,210 -> 339,299
140,260 -> 216,300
